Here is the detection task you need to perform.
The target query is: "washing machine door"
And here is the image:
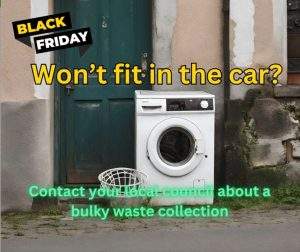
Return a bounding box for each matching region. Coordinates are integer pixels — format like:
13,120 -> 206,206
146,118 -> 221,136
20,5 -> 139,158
147,118 -> 205,177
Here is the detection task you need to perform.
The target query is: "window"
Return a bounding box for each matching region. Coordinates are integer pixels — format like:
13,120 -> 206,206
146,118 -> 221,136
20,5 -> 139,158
288,0 -> 300,84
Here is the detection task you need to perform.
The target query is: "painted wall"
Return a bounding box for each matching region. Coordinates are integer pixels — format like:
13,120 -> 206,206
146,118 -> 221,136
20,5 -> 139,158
153,0 -> 224,180
0,0 -> 53,211
229,0 -> 287,99
0,0 -> 35,102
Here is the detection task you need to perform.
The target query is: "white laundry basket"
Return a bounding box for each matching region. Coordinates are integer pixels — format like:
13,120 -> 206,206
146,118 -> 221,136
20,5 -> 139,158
98,168 -> 148,206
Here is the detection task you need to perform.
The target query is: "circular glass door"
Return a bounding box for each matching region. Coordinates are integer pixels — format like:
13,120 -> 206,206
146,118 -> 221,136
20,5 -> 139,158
158,127 -> 195,166
147,118 -> 205,177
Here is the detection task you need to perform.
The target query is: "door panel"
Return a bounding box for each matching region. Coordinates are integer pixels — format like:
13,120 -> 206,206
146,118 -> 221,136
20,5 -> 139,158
107,99 -> 135,168
74,101 -> 104,170
56,0 -> 152,184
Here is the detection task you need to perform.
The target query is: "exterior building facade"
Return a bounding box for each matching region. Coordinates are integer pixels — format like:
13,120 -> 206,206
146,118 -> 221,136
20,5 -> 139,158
1,0 -> 299,211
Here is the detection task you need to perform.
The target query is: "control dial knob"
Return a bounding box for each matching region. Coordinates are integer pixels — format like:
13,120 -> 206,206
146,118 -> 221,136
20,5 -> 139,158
200,100 -> 209,109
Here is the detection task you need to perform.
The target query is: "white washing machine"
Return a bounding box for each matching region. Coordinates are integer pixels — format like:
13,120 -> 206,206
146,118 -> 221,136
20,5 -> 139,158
135,91 -> 215,205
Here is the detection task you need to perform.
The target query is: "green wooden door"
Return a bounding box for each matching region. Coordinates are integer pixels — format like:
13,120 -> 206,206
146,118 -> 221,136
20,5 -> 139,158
55,0 -> 152,184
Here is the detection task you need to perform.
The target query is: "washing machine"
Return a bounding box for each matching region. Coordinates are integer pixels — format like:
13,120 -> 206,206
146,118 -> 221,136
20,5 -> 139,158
135,91 -> 215,205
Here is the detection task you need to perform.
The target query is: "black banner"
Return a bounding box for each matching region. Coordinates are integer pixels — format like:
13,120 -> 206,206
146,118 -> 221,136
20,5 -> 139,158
33,28 -> 92,54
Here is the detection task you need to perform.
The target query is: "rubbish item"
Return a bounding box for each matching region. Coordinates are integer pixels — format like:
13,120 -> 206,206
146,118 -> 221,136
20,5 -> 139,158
98,168 -> 147,198
135,90 -> 215,206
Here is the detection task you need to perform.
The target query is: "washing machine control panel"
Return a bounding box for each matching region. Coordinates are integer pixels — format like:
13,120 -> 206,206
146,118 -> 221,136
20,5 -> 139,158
167,98 -> 214,111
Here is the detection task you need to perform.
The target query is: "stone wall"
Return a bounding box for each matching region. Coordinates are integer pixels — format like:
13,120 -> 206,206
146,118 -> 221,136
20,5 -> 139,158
225,86 -> 300,186
226,0 -> 299,186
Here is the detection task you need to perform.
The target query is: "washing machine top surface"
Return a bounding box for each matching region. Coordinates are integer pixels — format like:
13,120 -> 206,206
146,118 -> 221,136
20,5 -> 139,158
135,90 -> 215,99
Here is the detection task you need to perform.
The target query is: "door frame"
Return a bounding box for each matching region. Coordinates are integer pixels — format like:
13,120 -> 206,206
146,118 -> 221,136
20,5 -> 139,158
53,0 -> 153,185
53,68 -> 64,186
53,0 -> 69,185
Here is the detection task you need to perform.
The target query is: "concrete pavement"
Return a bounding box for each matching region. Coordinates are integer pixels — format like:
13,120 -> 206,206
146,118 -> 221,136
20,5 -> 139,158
2,208 -> 300,252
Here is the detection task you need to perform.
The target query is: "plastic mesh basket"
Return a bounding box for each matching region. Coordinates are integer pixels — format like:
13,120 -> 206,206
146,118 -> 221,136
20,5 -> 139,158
98,168 -> 147,197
